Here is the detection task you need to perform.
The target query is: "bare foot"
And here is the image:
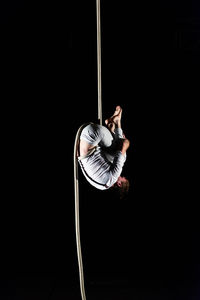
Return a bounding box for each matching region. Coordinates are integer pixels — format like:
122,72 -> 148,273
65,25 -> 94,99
105,106 -> 122,126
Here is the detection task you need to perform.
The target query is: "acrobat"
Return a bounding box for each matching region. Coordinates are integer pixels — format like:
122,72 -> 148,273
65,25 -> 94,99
78,106 -> 130,197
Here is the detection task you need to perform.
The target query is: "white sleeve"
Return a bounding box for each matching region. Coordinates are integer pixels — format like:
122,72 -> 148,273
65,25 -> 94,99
114,128 -> 124,139
112,127 -> 127,162
105,151 -> 126,188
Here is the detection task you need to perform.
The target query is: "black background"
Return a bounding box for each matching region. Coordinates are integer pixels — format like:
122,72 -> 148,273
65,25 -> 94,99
1,0 -> 200,299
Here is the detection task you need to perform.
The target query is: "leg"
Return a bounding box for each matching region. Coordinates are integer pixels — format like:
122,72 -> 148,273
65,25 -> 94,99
105,106 -> 125,140
104,106 -> 126,158
79,139 -> 96,157
79,124 -> 113,157
105,106 -> 122,133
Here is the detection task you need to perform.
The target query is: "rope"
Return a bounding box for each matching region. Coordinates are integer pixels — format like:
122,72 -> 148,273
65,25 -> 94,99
96,0 -> 102,125
74,1 -> 103,299
74,124 -> 90,300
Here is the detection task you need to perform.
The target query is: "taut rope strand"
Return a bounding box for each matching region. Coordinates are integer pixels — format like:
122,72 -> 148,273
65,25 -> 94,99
96,0 -> 102,125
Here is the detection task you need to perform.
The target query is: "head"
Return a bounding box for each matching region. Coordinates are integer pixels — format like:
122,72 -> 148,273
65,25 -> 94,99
112,176 -> 130,199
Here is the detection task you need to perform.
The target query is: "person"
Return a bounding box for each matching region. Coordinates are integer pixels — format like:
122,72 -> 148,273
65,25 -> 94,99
78,106 -> 130,198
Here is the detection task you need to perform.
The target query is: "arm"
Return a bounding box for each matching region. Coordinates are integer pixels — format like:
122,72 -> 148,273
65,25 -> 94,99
106,139 -> 130,187
121,138 -> 130,155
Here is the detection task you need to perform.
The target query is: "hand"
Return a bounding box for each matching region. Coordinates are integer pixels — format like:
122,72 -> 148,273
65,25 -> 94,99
116,138 -> 130,154
121,138 -> 130,155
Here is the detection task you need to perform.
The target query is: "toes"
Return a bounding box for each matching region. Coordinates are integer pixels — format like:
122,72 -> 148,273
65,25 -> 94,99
113,106 -> 121,117
116,106 -> 122,115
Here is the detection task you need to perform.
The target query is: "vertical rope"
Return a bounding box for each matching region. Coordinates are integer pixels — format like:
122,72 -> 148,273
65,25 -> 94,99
74,1 -> 103,298
96,0 -> 102,125
74,125 -> 88,300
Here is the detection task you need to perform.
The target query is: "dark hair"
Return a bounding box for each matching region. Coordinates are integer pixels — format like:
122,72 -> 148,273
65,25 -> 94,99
112,178 -> 130,199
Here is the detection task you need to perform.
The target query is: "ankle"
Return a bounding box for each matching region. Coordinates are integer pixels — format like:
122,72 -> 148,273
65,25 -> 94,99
116,120 -> 121,128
